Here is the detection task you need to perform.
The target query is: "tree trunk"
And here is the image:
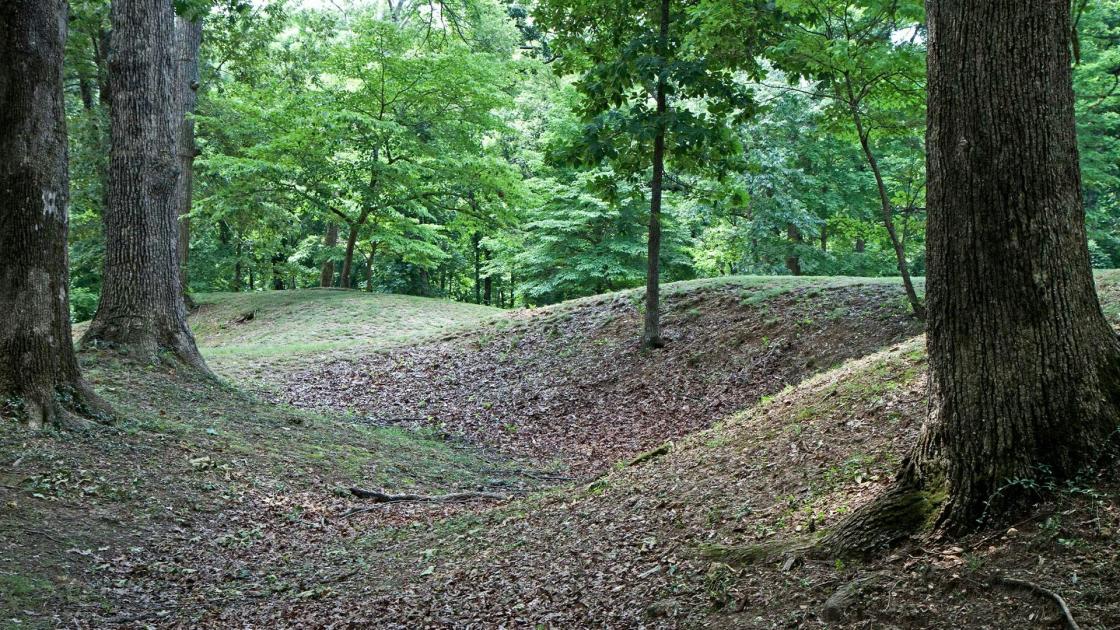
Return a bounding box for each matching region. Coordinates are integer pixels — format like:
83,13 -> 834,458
472,232 -> 482,304
482,248 -> 493,306
643,0 -> 670,350
785,223 -> 802,276
81,0 -> 210,375
0,0 -> 110,428
271,251 -> 285,290
340,222 -> 359,289
172,16 -> 202,301
854,238 -> 865,253
844,81 -> 924,319
364,241 -> 378,293
820,226 -> 827,252
823,0 -> 1120,554
320,222 -> 338,287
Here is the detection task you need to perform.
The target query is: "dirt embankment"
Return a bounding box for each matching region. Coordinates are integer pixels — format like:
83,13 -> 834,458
282,282 -> 923,475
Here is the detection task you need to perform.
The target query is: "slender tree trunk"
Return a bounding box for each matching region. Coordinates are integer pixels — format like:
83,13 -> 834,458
340,223 -> 359,289
845,95 -> 924,318
271,252 -> 285,290
364,242 -> 378,293
472,232 -> 482,304
643,0 -> 670,349
482,247 -> 493,306
81,0 -> 210,375
172,16 -> 202,302
823,0 -> 1120,554
1,0 -> 110,428
785,223 -> 802,276
320,222 -> 338,287
820,226 -> 827,252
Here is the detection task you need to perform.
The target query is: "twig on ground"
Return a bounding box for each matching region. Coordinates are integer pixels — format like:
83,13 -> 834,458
349,487 -> 509,503
26,529 -> 65,544
994,576 -> 1080,630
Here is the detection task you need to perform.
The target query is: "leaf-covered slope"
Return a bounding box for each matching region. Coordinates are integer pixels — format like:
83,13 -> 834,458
282,277 -> 924,475
216,340 -> 1118,629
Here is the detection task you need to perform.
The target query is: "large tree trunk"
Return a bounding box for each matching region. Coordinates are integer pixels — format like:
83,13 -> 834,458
320,222 -> 338,287
81,0 -> 210,375
0,0 -> 110,428
173,16 -> 202,302
642,0 -> 670,350
823,0 -> 1120,554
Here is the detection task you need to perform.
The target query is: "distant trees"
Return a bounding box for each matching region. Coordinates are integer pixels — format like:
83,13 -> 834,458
199,7 -> 519,293
0,0 -> 109,427
81,0 -> 211,373
768,0 -> 927,317
824,0 -> 1120,552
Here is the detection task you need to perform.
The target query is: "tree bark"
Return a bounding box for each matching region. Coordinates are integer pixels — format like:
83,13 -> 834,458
472,232 -> 482,304
340,222 -> 360,289
81,0 -> 210,375
172,16 -> 202,301
320,222 -> 338,287
364,241 -> 378,293
823,0 -> 1120,553
642,0 -> 669,350
0,0 -> 110,428
482,247 -> 493,306
785,223 -> 802,276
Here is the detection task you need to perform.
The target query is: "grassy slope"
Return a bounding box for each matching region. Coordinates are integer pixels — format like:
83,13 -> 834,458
189,289 -> 499,385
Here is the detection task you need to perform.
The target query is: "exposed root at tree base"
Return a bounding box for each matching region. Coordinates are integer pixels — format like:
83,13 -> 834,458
815,481 -> 945,558
994,576 -> 1081,630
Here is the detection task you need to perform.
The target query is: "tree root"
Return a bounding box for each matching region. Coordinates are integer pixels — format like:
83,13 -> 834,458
348,487 -> 509,503
994,576 -> 1080,630
815,481 -> 945,558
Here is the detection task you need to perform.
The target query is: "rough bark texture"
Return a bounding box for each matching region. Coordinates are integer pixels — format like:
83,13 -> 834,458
81,0 -> 210,374
320,223 -> 338,287
173,16 -> 203,299
642,0 -> 670,350
823,0 -> 1120,554
0,0 -> 110,428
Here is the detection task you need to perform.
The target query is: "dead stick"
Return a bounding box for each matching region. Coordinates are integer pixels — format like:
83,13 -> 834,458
349,487 -> 508,503
996,576 -> 1080,630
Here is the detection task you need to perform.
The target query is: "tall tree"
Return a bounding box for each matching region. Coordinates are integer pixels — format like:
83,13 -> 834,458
0,0 -> 109,428
537,0 -> 767,347
823,0 -> 1120,553
768,0 -> 927,317
82,0 -> 211,373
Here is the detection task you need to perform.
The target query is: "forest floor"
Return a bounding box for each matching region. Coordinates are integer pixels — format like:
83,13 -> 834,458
3,273 -> 1120,628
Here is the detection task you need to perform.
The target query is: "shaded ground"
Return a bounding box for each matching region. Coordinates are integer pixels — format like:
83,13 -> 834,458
281,278 -> 923,475
6,272 -> 1120,628
0,354 -> 536,628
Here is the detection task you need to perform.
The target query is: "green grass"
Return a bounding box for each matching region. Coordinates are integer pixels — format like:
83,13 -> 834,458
182,289 -> 499,382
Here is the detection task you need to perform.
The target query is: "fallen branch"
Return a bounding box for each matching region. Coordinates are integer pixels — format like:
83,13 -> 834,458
625,442 -> 672,467
995,576 -> 1080,630
349,487 -> 508,503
